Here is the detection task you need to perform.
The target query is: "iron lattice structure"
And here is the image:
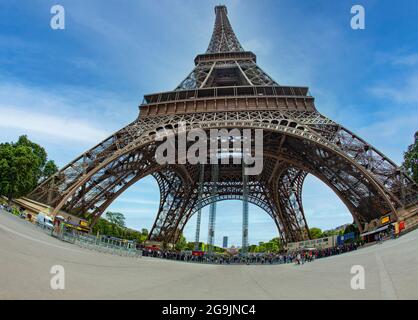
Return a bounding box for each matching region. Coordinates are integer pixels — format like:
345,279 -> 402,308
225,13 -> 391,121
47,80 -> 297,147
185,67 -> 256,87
29,6 -> 418,244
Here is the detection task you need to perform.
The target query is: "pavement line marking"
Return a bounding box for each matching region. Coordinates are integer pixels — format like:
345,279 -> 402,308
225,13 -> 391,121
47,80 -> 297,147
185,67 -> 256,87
0,221 -> 83,253
374,252 -> 398,300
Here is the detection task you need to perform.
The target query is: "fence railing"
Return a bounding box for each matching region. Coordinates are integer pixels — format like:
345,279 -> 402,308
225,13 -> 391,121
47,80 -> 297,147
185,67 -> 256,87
31,221 -> 143,258
60,231 -> 142,258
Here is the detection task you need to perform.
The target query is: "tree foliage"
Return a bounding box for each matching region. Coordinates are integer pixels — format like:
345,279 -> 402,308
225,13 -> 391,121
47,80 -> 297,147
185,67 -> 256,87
344,223 -> 359,235
322,229 -> 343,237
309,227 -> 323,239
105,211 -> 126,227
0,143 -> 39,199
248,237 -> 282,253
402,132 -> 418,184
92,217 -> 148,243
42,160 -> 58,181
0,135 -> 58,200
175,233 -> 187,251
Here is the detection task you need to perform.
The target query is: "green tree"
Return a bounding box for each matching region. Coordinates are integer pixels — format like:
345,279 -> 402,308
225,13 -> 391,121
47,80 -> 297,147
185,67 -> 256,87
0,143 -> 39,200
344,223 -> 359,235
247,236 -> 282,253
248,244 -> 258,253
309,227 -> 323,239
257,241 -> 267,252
16,135 -> 47,165
92,217 -> 148,243
213,245 -> 225,253
15,135 -> 48,181
105,211 -> 126,227
402,132 -> 418,184
175,233 -> 187,251
268,237 -> 282,252
139,233 -> 148,243
322,229 -> 340,237
141,228 -> 149,237
42,160 -> 58,181
185,242 -> 195,251
0,136 -> 58,201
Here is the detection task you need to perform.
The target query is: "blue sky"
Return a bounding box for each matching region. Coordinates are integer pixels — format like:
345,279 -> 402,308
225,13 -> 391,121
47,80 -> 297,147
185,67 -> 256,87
1,0 -> 417,246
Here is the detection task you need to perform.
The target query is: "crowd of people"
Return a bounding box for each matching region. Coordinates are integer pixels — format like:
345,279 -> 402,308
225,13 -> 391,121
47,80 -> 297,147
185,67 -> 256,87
0,203 -> 26,217
0,202 -> 390,266
0,203 -> 12,212
140,242 -> 360,265
292,242 -> 360,264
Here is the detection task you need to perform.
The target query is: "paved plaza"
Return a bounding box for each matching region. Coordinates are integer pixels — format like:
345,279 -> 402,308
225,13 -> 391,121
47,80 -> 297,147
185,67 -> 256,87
0,210 -> 417,300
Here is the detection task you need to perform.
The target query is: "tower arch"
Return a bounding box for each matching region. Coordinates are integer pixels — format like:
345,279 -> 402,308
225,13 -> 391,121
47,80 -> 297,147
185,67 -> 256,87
25,5 -> 418,244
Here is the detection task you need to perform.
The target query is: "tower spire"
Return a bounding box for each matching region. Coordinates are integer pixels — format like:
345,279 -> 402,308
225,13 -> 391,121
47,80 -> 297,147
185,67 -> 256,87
206,5 -> 244,53
176,5 -> 278,90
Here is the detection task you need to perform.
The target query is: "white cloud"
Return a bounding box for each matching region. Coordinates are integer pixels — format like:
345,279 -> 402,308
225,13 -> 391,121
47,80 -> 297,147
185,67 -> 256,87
109,208 -> 156,215
364,71 -> 418,163
392,53 -> 418,66
241,38 -> 272,55
116,197 -> 159,206
369,72 -> 418,104
0,80 -> 137,145
0,107 -> 108,143
376,51 -> 418,67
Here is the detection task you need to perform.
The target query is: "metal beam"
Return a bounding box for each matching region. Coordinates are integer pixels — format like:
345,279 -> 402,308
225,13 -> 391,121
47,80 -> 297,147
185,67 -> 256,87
242,161 -> 249,255
194,164 -> 205,250
207,163 -> 219,253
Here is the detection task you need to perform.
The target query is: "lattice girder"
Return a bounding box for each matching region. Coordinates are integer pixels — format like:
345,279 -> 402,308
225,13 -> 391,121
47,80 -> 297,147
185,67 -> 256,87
26,5 -> 418,244
270,166 -> 309,242
148,170 -> 196,243
206,6 -> 244,54
27,109 -> 418,242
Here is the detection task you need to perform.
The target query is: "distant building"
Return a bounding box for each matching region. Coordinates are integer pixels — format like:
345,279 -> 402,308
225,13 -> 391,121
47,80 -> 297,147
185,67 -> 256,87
223,236 -> 228,248
286,235 -> 337,251
226,246 -> 239,255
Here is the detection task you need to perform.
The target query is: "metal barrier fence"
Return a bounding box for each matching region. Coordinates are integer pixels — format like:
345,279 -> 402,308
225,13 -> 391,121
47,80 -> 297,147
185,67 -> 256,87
32,221 -> 142,258
58,231 -> 142,258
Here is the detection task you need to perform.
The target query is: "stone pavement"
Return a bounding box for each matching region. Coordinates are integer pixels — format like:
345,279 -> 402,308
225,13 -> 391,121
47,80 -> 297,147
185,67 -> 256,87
1,210 -> 417,299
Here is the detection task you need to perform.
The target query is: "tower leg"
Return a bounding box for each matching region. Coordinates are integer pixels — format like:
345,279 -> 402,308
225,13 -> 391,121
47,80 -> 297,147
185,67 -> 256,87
272,167 -> 310,242
194,164 -> 205,251
207,164 -> 219,254
242,162 -> 249,255
148,170 -> 195,244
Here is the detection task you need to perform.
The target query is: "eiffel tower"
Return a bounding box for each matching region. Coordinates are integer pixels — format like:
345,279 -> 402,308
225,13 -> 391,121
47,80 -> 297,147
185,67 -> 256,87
28,5 -> 418,244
